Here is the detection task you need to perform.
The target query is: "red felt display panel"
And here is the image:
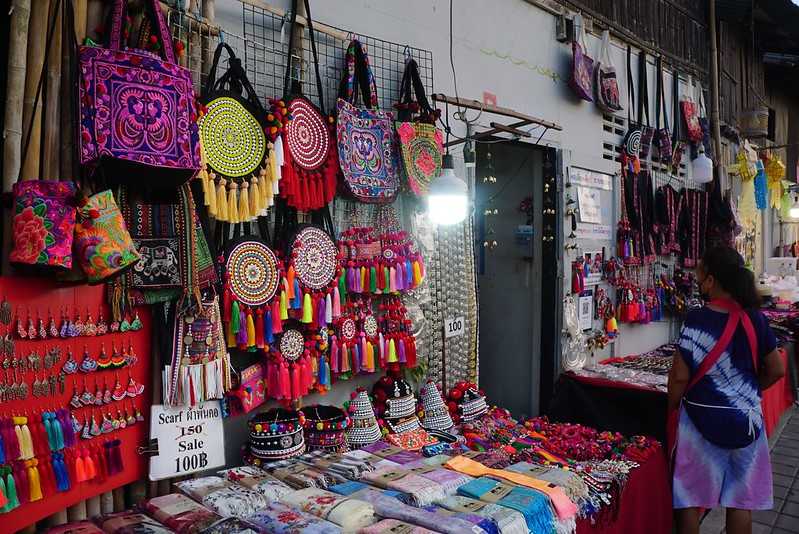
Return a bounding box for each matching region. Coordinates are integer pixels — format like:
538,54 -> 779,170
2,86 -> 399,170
0,277 -> 151,532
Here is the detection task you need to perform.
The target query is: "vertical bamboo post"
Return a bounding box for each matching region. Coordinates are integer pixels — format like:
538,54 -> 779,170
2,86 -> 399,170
85,0 -> 103,42
188,2 -> 202,87
42,0 -> 63,180
708,0 -> 723,180
60,2 -> 75,181
45,509 -> 68,526
74,0 -> 87,42
113,487 -> 125,511
3,0 -> 32,192
20,0 -> 51,181
202,0 -> 216,77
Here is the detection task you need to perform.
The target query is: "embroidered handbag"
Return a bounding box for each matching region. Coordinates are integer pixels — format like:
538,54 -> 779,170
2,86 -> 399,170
394,59 -> 443,197
198,43 -> 269,223
337,39 -> 400,203
10,181 -> 78,270
681,75 -> 703,143
280,0 -> 339,211
74,190 -> 140,284
594,30 -> 622,112
569,15 -> 594,102
653,56 -> 673,162
77,0 -> 200,186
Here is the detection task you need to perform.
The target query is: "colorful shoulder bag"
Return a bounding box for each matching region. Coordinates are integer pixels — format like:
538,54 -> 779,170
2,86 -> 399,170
336,39 -> 400,203
653,56 -> 672,162
680,75 -> 703,143
569,14 -> 594,102
594,30 -> 621,112
77,0 -> 200,186
394,59 -> 443,197
198,43 -> 271,223
670,69 -> 686,174
280,0 -> 339,211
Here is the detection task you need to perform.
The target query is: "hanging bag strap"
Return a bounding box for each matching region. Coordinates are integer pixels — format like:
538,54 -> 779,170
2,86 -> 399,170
696,80 -> 707,119
672,69 -> 681,145
203,43 -> 264,116
108,0 -> 176,64
656,56 -> 669,132
626,45 -> 636,127
282,0 -> 326,114
397,58 -> 433,121
339,39 -> 379,109
637,51 -> 650,127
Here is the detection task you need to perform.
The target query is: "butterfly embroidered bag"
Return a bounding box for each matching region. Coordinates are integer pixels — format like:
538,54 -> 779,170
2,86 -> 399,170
74,190 -> 140,284
337,40 -> 400,203
77,0 -> 200,186
394,59 -> 443,197
595,31 -> 622,113
569,15 -> 594,102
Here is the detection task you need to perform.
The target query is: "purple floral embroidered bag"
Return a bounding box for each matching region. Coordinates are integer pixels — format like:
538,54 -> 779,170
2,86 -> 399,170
569,15 -> 594,102
77,0 -> 200,186
336,40 -> 400,204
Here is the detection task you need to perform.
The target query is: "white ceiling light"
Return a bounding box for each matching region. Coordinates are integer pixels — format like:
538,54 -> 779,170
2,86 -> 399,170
427,154 -> 468,225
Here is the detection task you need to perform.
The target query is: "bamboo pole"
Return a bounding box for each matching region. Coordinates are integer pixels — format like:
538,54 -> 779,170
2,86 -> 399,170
74,0 -> 87,42
20,0 -> 51,181
202,0 -> 216,78
45,509 -> 68,526
113,487 -> 125,511
43,0 -> 63,180
3,0 -> 32,192
85,0 -> 102,42
708,0 -> 723,181
60,2 -> 75,181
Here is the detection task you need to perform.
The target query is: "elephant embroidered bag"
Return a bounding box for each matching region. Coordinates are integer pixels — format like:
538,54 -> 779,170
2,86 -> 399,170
394,58 -> 443,197
77,0 -> 200,186
74,190 -> 140,284
337,39 -> 400,203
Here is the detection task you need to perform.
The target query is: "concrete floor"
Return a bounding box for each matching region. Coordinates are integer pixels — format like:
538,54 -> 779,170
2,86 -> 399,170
701,405 -> 799,533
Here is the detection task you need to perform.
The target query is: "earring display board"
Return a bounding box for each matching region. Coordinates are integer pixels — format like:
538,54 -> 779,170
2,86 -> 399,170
0,278 -> 151,532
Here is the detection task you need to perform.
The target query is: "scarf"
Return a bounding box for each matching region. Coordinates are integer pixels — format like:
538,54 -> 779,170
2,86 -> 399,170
281,487 -> 377,532
202,486 -> 270,518
408,466 -> 474,495
218,466 -> 293,502
445,455 -> 578,520
506,462 -> 590,514
361,467 -> 446,507
360,519 -> 440,534
143,493 -> 221,533
438,496 -> 529,534
175,476 -> 233,501
245,502 -> 342,534
458,477 -> 557,534
420,504 -> 497,534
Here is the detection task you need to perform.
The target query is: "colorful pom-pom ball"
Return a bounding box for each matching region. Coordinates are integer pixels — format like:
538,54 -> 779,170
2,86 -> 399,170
255,424 -> 263,432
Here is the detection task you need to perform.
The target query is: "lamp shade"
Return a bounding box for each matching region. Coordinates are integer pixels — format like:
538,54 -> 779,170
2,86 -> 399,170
692,147 -> 713,184
427,155 -> 468,225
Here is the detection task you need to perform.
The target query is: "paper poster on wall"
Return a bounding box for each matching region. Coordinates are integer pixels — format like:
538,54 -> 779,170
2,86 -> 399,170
569,168 -> 612,190
578,290 -> 594,331
575,223 -> 612,240
149,403 -> 226,481
577,186 -> 602,224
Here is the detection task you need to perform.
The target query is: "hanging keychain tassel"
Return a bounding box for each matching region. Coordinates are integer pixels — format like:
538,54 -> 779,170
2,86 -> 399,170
250,175 -> 261,216
286,267 -> 296,300
332,287 -> 341,318
5,469 -> 18,510
246,309 -> 256,350
324,293 -> 333,325
301,293 -> 313,323
238,181 -> 251,222
264,309 -> 274,344
255,308 -> 265,348
215,177 -> 228,221
387,338 -> 398,363
330,336 -> 339,374
227,182 -> 240,224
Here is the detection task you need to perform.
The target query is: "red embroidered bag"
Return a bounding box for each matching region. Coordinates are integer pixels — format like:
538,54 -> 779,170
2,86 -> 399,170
680,75 -> 703,143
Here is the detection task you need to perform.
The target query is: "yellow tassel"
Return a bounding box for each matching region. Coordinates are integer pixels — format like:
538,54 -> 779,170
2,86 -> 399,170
250,175 -> 261,216
365,341 -> 375,372
360,267 -> 367,292
226,321 -> 237,348
207,173 -> 217,217
216,177 -> 228,222
301,293 -> 312,323
387,339 -> 398,363
412,261 -> 423,286
260,166 -> 272,209
239,181 -> 251,222
227,182 -> 239,224
28,461 -> 42,501
279,290 -> 288,320
246,310 -> 256,348
21,424 -> 34,460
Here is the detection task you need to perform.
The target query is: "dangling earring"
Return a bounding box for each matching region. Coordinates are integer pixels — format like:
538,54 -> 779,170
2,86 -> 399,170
96,311 -> 108,336
130,312 -> 142,331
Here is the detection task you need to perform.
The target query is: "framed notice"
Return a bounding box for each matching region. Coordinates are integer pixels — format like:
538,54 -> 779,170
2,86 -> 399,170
577,186 -> 602,224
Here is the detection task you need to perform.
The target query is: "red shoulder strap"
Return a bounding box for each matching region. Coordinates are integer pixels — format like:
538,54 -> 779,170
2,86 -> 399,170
686,310 -> 740,391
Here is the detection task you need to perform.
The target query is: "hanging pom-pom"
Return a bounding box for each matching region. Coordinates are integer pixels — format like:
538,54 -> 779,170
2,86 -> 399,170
301,293 -> 313,324
238,181 -> 251,222
215,177 -> 228,222
246,309 -> 256,350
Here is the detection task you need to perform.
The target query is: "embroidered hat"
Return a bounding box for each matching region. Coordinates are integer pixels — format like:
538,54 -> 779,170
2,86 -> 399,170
302,404 -> 350,453
447,382 -> 488,423
346,389 -> 382,448
246,408 -> 306,463
419,380 -> 454,431
372,374 -> 416,420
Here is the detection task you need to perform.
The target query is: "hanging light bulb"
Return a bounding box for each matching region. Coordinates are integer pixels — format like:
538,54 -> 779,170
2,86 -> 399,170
789,195 -> 799,219
427,154 -> 468,225
692,145 -> 714,184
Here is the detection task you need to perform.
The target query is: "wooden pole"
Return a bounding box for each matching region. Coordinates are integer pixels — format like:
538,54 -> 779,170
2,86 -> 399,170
60,1 -> 75,181
2,0 -> 32,192
73,0 -> 87,42
20,0 -> 51,181
202,0 -> 216,78
100,491 -> 114,514
708,0 -> 723,179
43,0 -> 63,180
85,0 -> 103,42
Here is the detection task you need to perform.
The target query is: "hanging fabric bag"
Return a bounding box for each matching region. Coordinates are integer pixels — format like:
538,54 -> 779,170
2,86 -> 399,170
73,190 -> 141,284
77,0 -> 200,186
680,75 -> 703,143
198,43 -> 272,223
621,46 -> 641,159
670,69 -> 686,174
636,51 -> 654,160
569,14 -> 594,102
696,81 -> 714,160
337,39 -> 400,203
653,56 -> 673,162
594,30 -> 622,112
280,0 -> 339,212
394,59 -> 443,197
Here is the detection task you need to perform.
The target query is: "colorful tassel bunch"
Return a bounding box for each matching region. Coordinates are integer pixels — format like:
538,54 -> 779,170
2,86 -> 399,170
265,349 -> 316,402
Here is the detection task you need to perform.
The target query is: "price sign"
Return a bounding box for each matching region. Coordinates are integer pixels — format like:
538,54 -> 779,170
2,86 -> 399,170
148,403 -> 225,481
445,316 -> 466,338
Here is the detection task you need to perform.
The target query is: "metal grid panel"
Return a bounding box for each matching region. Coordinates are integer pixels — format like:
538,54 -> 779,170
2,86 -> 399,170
241,3 -> 434,112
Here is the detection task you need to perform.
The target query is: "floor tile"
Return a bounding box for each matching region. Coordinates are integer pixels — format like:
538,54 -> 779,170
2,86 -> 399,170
752,509 -> 778,526
783,501 -> 799,518
776,498 -> 787,512
776,484 -> 791,500
774,529 -> 799,534
774,446 -> 799,458
776,474 -> 795,488
774,462 -> 799,476
775,513 -> 799,532
752,521 -> 773,534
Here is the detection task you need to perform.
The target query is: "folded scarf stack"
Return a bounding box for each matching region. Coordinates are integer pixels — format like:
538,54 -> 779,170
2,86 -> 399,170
458,477 -> 558,534
408,466 -> 473,496
202,486 -> 270,518
360,519 -> 440,534
437,495 -> 529,534
200,517 -> 263,534
506,462 -> 591,515
299,450 -> 377,480
245,502 -> 342,533
419,504 -> 498,534
143,493 -> 221,534
218,465 -> 293,502
94,511 -> 172,534
360,467 -> 445,507
281,487 -> 377,533
175,476 -> 233,501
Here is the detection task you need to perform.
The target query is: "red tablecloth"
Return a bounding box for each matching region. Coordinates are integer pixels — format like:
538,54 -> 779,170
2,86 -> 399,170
762,348 -> 795,436
577,450 -> 672,534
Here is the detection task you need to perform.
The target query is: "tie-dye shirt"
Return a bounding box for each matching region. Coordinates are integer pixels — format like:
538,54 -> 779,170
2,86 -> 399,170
677,307 -> 777,448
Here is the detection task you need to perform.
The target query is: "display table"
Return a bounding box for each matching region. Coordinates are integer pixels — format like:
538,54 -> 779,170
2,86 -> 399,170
576,449 -> 672,534
550,349 -> 795,440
